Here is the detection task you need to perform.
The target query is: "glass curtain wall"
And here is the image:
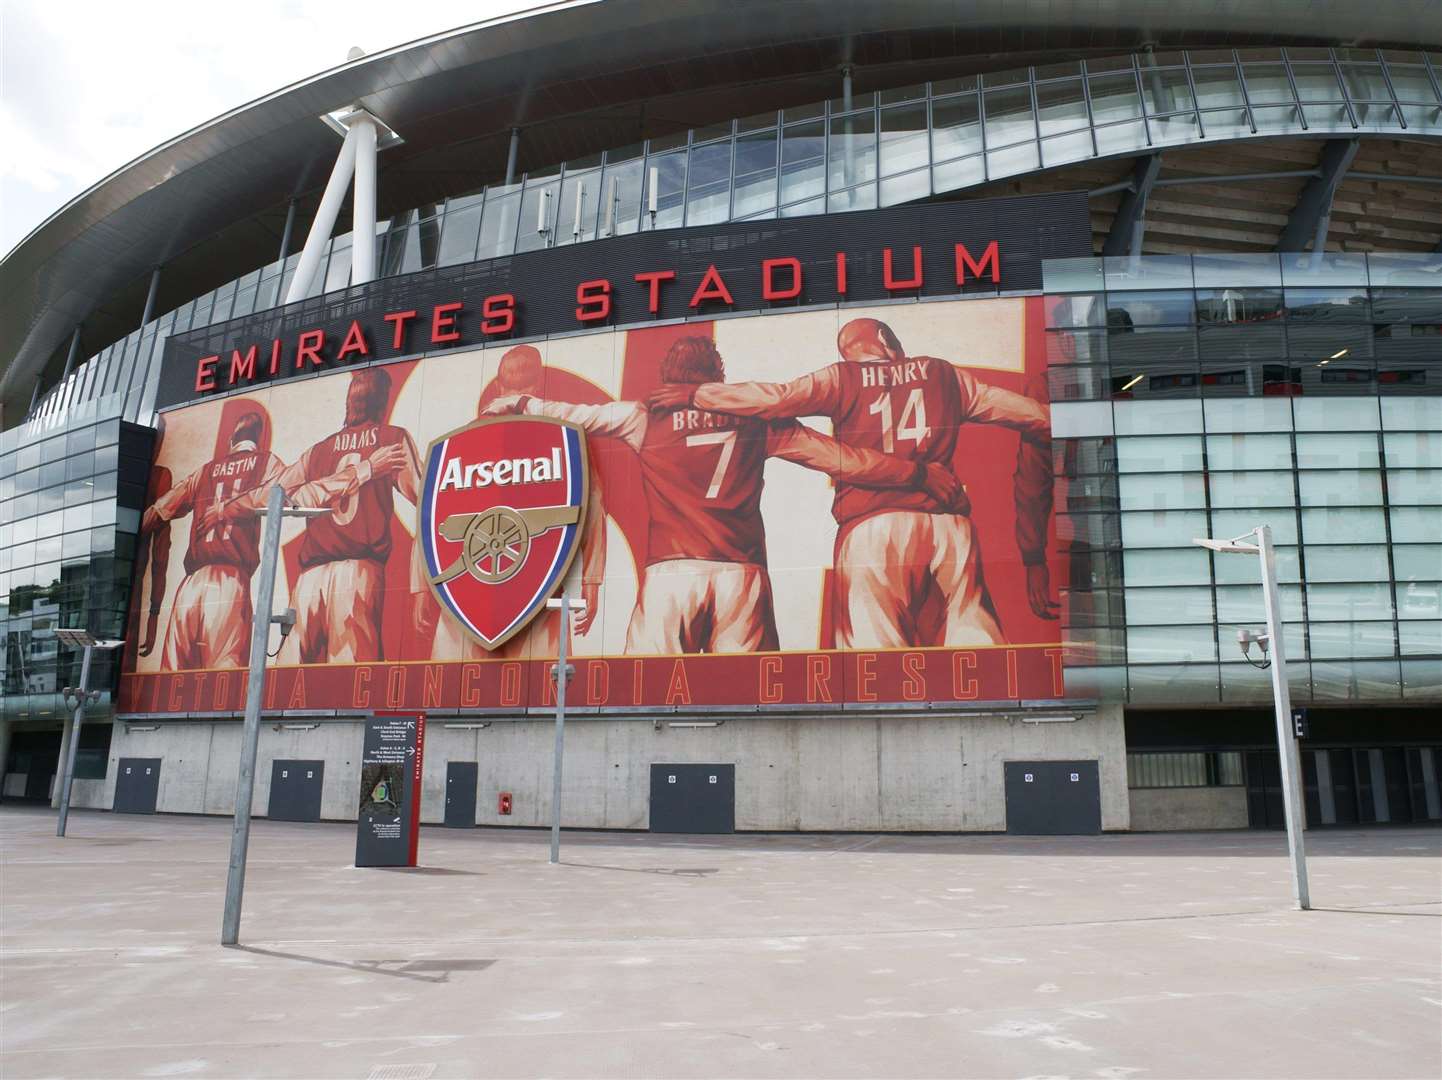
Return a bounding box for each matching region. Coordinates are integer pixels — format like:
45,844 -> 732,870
22,47 -> 1442,432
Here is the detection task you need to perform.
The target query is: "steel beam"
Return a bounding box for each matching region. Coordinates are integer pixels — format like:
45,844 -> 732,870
1277,138 -> 1360,253
1102,154 -> 1162,257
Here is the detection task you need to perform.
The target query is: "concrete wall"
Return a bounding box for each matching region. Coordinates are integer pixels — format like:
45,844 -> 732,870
1128,785 -> 1249,831
96,704 -> 1128,832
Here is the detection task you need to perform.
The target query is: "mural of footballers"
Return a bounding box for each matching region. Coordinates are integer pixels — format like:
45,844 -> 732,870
485,334 -> 966,654
646,316 -> 1054,648
206,367 -> 433,663
431,343 -> 609,661
139,407 -> 276,670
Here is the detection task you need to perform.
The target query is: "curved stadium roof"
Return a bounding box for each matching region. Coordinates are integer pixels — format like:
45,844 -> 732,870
4,0 -> 1442,423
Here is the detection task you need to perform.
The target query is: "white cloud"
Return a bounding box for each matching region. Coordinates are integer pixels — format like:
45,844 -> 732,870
0,0 -> 530,255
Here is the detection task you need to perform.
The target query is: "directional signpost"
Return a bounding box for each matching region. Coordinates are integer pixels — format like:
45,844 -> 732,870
355,712 -> 426,868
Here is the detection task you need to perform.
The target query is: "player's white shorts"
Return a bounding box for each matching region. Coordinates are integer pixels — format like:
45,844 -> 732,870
431,606 -> 561,663
162,564 -> 252,671
834,512 -> 1004,649
293,559 -> 384,663
626,559 -> 778,654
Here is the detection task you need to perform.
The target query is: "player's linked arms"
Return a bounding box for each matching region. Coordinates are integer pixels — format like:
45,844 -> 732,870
481,394 -> 529,416
645,385 -> 695,412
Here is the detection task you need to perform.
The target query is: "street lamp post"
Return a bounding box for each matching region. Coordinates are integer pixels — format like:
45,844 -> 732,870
1194,525 -> 1310,910
221,486 -> 332,946
543,590 -> 584,865
54,629 -> 124,838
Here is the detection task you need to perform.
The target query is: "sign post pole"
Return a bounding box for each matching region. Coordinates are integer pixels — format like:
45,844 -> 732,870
549,589 -> 570,865
56,644 -> 93,837
222,483 -> 284,946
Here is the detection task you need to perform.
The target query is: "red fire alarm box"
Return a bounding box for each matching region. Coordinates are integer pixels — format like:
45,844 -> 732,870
498,791 -> 513,815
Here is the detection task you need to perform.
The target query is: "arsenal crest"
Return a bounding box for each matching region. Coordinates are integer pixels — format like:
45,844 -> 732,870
420,416 -> 589,649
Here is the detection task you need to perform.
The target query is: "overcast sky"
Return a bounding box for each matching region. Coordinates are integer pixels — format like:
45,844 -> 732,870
0,1 -> 533,257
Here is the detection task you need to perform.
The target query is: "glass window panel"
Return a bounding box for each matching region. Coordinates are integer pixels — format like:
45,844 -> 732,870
1206,433 -> 1292,471
1047,294 -> 1106,330
1340,63 -> 1390,101
1094,120 -> 1147,156
1397,580 -> 1441,620
516,178 -> 561,252
1204,397 -> 1293,435
1398,622 -> 1442,655
1127,664 -> 1220,704
1209,470 -> 1295,508
1307,581 -> 1395,621
1121,509 -> 1210,548
731,130 -> 778,216
645,151 -> 687,231
1191,65 -> 1246,109
1304,544 -> 1391,582
436,204 -> 482,266
1213,544 -> 1302,584
1292,396 -> 1380,432
1295,432 -> 1379,469
1385,469 -> 1442,505
1281,252 -> 1369,287
1120,472 -> 1207,510
930,94 -> 980,162
780,121 -> 826,204
1116,435 -> 1204,472
879,169 -> 931,208
1139,67 -> 1195,114
1383,431 -> 1442,468
1192,253 -> 1283,288
1290,63 -> 1344,101
683,143 -> 731,227
1123,546 -> 1211,585
986,142 -> 1039,178
1394,545 -> 1442,582
1241,63 -> 1296,104
1301,507 -> 1386,543
879,104 -> 929,176
1106,291 -> 1195,327
1195,287 -> 1283,324
983,86 -> 1035,146
1285,287 -> 1370,321
1041,129 -> 1096,167
1386,65 -> 1441,103
1035,79 -> 1088,135
1114,399 -> 1203,435
1103,255 -> 1195,292
1089,73 -> 1143,121
931,154 -> 984,194
1381,397 -> 1442,432
1125,586 -> 1213,625
827,184 -> 876,213
1310,621 -> 1396,659
1390,507 -> 1442,542
476,192 -> 520,260
1299,469 -> 1383,506
1127,624 -> 1218,663
828,110 -> 876,190
1215,583 -> 1304,624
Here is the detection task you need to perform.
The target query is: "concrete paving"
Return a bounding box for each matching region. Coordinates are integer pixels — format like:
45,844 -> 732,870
1,806 -> 1439,1079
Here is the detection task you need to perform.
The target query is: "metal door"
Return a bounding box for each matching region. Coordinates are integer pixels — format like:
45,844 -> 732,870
267,760 -> 324,822
1003,760 -> 1101,835
649,763 -> 735,833
445,761 -> 478,828
113,758 -> 161,814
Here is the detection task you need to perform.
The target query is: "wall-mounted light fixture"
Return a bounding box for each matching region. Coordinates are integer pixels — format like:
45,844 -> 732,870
444,722 -> 492,730
668,720 -> 724,729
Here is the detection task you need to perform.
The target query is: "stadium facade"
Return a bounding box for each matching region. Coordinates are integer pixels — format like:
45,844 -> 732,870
2,1 -> 1439,834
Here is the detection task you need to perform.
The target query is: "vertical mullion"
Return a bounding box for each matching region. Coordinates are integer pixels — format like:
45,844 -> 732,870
1282,50 -> 1308,131
1182,52 -> 1207,140
1132,55 -> 1153,146
1080,61 -> 1099,157
1374,48 -> 1407,129
1234,50 -> 1258,134
1331,49 -> 1360,129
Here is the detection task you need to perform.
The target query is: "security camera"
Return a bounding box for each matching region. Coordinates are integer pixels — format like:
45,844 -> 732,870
273,608 -> 297,640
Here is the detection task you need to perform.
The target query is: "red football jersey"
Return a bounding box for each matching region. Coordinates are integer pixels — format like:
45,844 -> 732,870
297,422 -> 408,569
829,357 -> 962,525
184,450 -> 270,574
640,408 -> 773,565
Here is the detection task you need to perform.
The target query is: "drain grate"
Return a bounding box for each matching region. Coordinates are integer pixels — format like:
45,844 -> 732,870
365,1065 -> 437,1080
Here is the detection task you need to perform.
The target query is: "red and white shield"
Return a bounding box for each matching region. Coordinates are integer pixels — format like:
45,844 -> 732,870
420,416 -> 588,649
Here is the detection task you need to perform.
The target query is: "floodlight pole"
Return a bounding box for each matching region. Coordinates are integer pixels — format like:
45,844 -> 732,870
222,484 -> 287,946
55,645 -> 93,838
549,589 -> 572,865
1256,524 -> 1310,910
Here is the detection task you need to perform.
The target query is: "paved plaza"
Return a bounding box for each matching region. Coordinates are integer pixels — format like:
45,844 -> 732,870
1,806 -> 1439,1079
